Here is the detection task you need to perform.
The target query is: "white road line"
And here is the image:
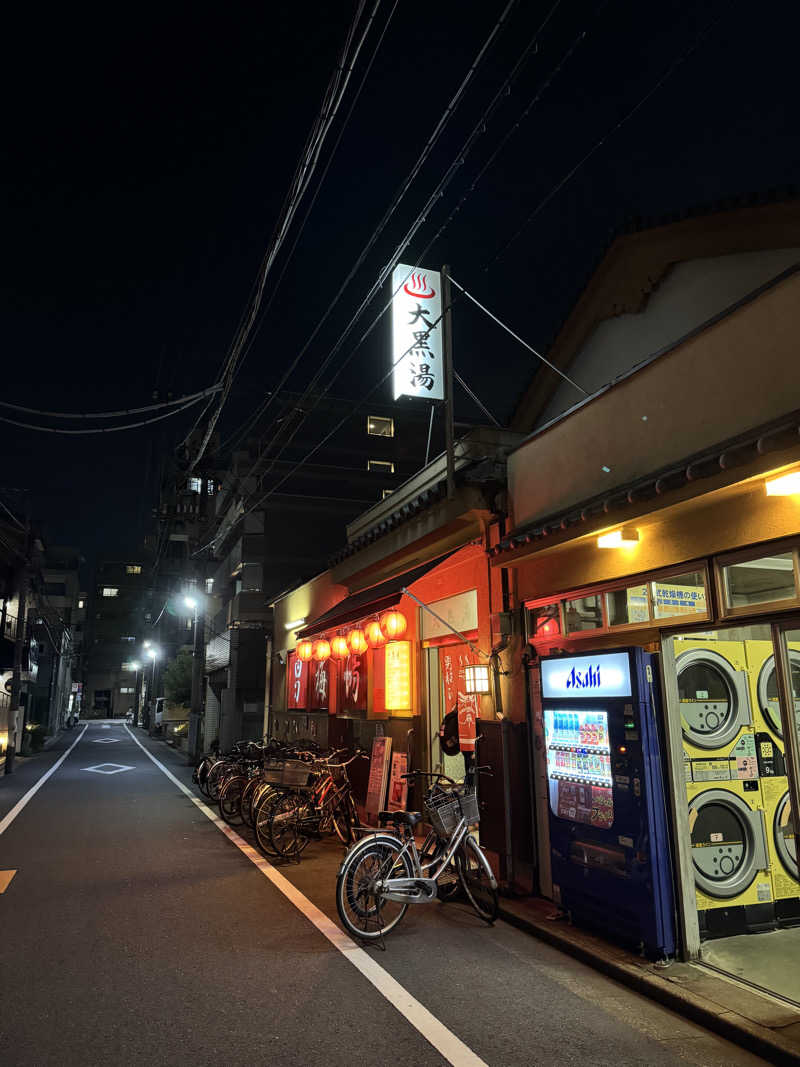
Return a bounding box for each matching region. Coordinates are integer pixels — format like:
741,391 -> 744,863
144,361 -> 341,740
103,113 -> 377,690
0,725 -> 88,837
124,726 -> 487,1067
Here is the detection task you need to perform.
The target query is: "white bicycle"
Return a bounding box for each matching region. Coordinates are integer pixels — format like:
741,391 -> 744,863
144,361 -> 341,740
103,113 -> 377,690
335,766 -> 498,941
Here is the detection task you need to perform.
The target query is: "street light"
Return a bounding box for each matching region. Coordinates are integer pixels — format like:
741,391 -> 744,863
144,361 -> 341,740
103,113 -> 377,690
147,646 -> 160,695
129,661 -> 141,726
184,596 -> 197,611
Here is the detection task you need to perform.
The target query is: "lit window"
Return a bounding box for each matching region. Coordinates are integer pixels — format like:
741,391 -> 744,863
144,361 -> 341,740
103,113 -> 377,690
381,489 -> 394,500
126,565 -> 142,575
368,459 -> 394,473
367,416 -> 394,438
102,587 -> 119,598
78,599 -> 84,609
186,618 -> 193,630
206,479 -> 215,495
121,661 -> 134,671
119,687 -> 134,694
205,578 -> 214,594
188,477 -> 202,493
121,636 -> 135,642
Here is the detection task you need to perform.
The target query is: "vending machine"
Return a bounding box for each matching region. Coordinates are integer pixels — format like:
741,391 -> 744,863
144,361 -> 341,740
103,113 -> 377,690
540,647 -> 676,958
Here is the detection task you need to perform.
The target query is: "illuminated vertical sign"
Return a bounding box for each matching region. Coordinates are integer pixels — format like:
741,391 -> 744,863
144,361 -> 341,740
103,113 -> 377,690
287,653 -> 308,709
391,263 -> 444,400
385,640 -> 412,711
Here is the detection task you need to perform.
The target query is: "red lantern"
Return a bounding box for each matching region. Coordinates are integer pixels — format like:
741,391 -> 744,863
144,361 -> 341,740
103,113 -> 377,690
380,609 -> 407,640
364,620 -> 385,648
347,628 -> 368,655
296,639 -> 314,662
312,639 -> 331,662
330,634 -> 349,660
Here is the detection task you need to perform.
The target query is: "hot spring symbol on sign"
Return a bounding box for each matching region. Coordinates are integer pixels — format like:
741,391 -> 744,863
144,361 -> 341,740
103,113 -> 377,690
391,263 -> 444,401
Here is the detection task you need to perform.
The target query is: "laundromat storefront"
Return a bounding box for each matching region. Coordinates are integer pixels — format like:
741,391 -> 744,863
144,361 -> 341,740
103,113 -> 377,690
514,531 -> 800,1005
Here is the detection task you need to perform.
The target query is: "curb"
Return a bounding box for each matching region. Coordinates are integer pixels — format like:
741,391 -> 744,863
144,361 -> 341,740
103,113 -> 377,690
498,904 -> 800,1066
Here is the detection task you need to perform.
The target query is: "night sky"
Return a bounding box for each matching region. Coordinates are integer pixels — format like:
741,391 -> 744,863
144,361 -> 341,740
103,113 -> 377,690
2,0 -> 795,565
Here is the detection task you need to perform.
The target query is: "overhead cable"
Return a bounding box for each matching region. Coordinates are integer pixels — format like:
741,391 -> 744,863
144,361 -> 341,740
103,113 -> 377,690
221,0 -> 403,412
231,0 -> 523,476
486,2 -> 734,267
237,0 -> 560,493
188,0 -> 380,471
0,391 -> 212,435
449,275 -> 588,397
0,384 -> 222,421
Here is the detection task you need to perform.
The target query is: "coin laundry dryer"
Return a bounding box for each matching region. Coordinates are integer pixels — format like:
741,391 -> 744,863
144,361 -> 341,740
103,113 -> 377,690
677,638 -> 773,937
745,639 -> 800,924
676,640 -> 753,761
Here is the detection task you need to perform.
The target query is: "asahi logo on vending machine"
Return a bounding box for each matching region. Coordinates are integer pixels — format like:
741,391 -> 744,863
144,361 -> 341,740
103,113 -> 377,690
541,651 -> 632,699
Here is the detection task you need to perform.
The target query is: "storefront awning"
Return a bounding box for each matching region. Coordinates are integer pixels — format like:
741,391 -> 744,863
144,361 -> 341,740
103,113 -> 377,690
295,551 -> 455,639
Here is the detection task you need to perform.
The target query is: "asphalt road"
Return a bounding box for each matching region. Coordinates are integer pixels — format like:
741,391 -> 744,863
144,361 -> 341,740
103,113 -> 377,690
0,722 -> 768,1066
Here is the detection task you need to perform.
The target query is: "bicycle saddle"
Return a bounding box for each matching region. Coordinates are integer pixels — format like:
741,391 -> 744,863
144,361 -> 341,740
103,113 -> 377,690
378,810 -> 423,828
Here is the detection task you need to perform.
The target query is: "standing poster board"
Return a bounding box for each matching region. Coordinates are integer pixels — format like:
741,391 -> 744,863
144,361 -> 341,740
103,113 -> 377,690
387,752 -> 409,812
365,736 -> 392,824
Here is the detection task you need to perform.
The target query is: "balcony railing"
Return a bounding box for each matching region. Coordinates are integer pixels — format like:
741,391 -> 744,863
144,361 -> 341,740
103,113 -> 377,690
1,612 -> 17,642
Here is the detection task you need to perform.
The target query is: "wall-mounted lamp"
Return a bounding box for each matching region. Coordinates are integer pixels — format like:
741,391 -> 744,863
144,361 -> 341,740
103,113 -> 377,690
765,472 -> 800,496
284,618 -> 307,631
464,664 -> 491,694
597,526 -> 640,549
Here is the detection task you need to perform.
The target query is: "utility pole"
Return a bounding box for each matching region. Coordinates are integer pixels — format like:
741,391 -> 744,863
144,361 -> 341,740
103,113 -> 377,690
5,521 -> 30,774
187,602 -> 205,764
441,264 -> 456,501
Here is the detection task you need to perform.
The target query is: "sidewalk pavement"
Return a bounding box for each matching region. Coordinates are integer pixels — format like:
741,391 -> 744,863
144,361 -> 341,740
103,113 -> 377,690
499,896 -> 800,1066
147,731 -> 800,1065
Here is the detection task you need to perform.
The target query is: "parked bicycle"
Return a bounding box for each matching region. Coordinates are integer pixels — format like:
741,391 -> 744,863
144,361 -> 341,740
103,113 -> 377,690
336,763 -> 498,940
254,749 -> 366,857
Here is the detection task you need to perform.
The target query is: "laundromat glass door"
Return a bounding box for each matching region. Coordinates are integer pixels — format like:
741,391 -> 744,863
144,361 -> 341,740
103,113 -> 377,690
775,628 -> 800,917
666,624 -> 800,1005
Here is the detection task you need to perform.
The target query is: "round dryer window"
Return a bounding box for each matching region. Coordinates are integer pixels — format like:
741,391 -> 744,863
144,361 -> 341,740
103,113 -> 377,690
757,652 -> 800,737
774,792 -> 798,879
688,789 -> 763,899
677,648 -> 748,749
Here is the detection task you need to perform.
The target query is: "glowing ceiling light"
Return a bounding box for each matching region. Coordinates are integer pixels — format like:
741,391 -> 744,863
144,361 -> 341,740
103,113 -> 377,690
597,527 -> 640,549
765,472 -> 800,496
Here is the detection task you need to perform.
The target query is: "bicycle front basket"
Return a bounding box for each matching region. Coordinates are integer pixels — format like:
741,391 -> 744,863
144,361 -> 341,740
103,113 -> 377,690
280,759 -> 313,787
425,785 -> 479,836
261,759 -> 286,785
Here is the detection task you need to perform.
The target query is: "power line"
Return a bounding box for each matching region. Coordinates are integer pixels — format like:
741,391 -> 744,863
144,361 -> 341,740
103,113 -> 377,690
188,0 -> 382,471
0,383 -> 222,420
235,0 -> 559,495
198,2 -> 727,557
0,391 -> 214,435
229,0 -> 524,480
221,0 -> 403,413
486,2 -> 735,268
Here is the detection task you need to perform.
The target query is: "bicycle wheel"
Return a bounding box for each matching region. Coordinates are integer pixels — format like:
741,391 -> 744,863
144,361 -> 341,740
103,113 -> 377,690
269,792 -> 313,857
455,835 -> 498,923
254,789 -> 283,856
219,775 -> 245,825
331,792 -> 359,845
240,777 -> 260,828
206,760 -> 229,802
336,836 -> 413,941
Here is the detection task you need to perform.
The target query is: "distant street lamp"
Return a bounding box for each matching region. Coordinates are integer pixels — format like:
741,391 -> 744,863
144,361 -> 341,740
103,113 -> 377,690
130,661 -> 141,725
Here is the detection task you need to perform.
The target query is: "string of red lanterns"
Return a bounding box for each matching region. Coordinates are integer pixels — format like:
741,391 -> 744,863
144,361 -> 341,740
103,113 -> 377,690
293,609 -> 408,661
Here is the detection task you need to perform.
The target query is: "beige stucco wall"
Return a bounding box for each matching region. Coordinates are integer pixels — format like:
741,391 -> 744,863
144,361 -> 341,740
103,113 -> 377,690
509,271 -> 800,529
